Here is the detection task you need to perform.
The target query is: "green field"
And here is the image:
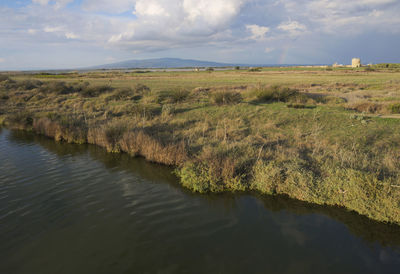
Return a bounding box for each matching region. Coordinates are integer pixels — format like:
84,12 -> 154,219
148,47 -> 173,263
1,68 -> 400,225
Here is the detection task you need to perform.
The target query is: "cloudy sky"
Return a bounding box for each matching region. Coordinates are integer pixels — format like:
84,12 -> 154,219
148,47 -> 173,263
1,0 -> 399,70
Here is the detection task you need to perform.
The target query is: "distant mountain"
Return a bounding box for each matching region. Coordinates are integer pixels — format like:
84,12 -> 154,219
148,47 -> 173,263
90,58 -> 236,69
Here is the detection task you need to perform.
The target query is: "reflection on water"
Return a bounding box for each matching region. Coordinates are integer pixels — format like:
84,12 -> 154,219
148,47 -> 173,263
1,129 -> 400,274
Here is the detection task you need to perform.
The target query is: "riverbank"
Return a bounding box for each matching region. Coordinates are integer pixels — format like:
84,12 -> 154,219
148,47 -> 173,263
1,68 -> 400,225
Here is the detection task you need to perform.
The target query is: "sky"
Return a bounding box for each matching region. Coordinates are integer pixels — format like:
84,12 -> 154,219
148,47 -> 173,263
0,0 -> 400,70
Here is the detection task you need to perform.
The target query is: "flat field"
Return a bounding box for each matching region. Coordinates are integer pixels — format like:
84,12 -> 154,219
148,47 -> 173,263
1,67 -> 400,224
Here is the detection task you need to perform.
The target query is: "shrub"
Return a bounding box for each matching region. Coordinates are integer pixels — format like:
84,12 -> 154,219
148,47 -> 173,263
58,115 -> 88,143
176,148 -> 245,193
132,83 -> 151,95
71,81 -> 90,93
317,96 -> 347,105
287,103 -> 316,109
157,89 -> 190,103
252,85 -> 299,102
161,104 -> 175,117
33,117 -> 60,140
39,81 -> 75,95
33,115 -> 88,143
87,121 -> 126,152
81,85 -> 113,97
248,67 -> 261,72
17,80 -> 43,90
177,162 -> 216,193
128,103 -> 157,119
5,112 -> 34,129
349,102 -> 384,114
389,103 -> 400,114
210,90 -> 242,105
0,75 -> 10,82
119,130 -> 187,165
106,88 -> 135,101
104,122 -> 127,152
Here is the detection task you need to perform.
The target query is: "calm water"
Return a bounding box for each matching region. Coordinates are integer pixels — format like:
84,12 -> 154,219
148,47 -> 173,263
1,128 -> 400,274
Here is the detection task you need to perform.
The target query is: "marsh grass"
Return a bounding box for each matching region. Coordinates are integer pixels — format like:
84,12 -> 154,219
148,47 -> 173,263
5,112 -> 33,129
249,85 -> 307,103
389,103 -> 400,114
210,90 -> 242,105
157,88 -> 190,103
2,69 -> 400,225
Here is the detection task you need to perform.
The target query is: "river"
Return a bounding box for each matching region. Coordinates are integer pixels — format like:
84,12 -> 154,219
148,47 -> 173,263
0,128 -> 399,274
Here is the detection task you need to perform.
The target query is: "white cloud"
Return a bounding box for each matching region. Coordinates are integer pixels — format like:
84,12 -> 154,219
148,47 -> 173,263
278,0 -> 400,34
108,0 -> 246,49
44,26 -> 63,33
183,0 -> 243,27
65,32 -> 78,39
106,56 -> 116,62
277,21 -> 306,36
246,24 -> 270,40
32,0 -> 73,9
0,58 -> 5,63
82,0 -> 136,13
265,47 -> 274,53
134,0 -> 168,17
27,29 -> 38,35
369,9 -> 383,17
32,0 -> 50,5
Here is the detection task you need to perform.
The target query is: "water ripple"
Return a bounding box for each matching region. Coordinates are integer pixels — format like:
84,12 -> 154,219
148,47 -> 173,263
1,129 -> 400,274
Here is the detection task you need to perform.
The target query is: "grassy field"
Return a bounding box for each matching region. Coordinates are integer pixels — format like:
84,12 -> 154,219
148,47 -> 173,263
1,67 -> 400,225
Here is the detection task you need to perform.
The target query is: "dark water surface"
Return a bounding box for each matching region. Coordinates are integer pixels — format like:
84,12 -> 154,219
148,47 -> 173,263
1,128 -> 400,274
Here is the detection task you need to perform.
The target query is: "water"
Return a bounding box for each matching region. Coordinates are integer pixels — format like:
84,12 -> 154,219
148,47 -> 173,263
1,128 -> 399,274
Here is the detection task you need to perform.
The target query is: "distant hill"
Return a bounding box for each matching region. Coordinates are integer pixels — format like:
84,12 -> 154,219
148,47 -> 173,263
90,58 -> 236,69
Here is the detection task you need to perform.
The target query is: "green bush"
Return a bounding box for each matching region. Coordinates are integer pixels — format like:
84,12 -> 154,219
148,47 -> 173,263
176,163 -> 214,193
177,160 -> 244,193
210,90 -> 242,105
